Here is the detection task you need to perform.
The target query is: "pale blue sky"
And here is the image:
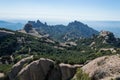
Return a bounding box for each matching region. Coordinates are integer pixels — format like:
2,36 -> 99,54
0,0 -> 120,21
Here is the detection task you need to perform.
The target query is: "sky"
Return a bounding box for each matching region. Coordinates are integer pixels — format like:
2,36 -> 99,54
0,0 -> 120,22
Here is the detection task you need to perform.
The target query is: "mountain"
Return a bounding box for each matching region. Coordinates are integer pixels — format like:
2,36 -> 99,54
25,20 -> 99,41
0,20 -> 24,30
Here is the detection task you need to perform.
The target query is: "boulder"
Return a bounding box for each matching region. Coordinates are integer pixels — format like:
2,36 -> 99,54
17,58 -> 59,80
82,54 -> 120,80
9,56 -> 33,80
59,63 -> 82,80
9,57 -> 82,80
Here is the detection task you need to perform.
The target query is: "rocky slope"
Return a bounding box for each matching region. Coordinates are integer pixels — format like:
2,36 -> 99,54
18,23 -> 42,38
0,28 -> 66,56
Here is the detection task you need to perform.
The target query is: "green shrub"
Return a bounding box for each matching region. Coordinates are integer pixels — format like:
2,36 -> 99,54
0,64 -> 13,74
72,68 -> 91,80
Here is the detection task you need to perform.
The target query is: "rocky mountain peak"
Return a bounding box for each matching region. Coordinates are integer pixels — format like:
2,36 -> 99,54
28,20 -> 47,28
36,20 -> 45,25
99,30 -> 114,37
28,21 -> 35,25
99,30 -> 116,44
24,23 -> 33,33
68,20 -> 85,27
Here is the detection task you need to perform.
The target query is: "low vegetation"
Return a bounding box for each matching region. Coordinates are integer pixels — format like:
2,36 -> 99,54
72,68 -> 91,80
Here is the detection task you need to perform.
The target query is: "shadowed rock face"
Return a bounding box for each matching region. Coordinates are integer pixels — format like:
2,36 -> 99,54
17,58 -> 58,80
59,63 -> 82,80
82,55 -> 120,80
9,58 -> 81,80
8,56 -> 33,80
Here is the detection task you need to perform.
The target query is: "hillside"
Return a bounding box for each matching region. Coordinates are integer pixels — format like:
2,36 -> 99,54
25,20 -> 98,42
0,28 -> 120,63
0,28 -> 120,80
0,28 -> 65,56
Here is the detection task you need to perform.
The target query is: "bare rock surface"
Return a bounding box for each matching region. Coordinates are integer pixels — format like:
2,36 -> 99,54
9,57 -> 81,80
9,56 -> 33,80
17,58 -> 55,80
82,54 -> 120,80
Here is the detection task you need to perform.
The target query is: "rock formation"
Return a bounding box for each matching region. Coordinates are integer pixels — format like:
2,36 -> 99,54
17,58 -> 58,80
9,58 -> 81,80
59,63 -> 82,80
9,56 -> 33,80
24,23 -> 43,37
82,54 -> 120,80
99,31 -> 116,44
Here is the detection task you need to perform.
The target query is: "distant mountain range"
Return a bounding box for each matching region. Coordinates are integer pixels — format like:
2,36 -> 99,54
0,20 -> 120,38
23,20 -> 98,41
0,20 -> 24,30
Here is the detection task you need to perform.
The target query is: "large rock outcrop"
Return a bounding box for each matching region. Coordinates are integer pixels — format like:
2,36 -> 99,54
82,55 -> 120,80
24,23 -> 42,37
17,58 -> 60,80
9,56 -> 33,80
9,58 -> 81,80
99,31 -> 117,44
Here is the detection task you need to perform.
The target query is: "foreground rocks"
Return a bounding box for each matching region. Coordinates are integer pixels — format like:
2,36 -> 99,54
9,56 -> 33,80
8,55 -> 120,80
82,54 -> 120,80
9,57 -> 81,80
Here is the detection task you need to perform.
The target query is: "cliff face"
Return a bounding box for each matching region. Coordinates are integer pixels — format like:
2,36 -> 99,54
9,57 -> 81,80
